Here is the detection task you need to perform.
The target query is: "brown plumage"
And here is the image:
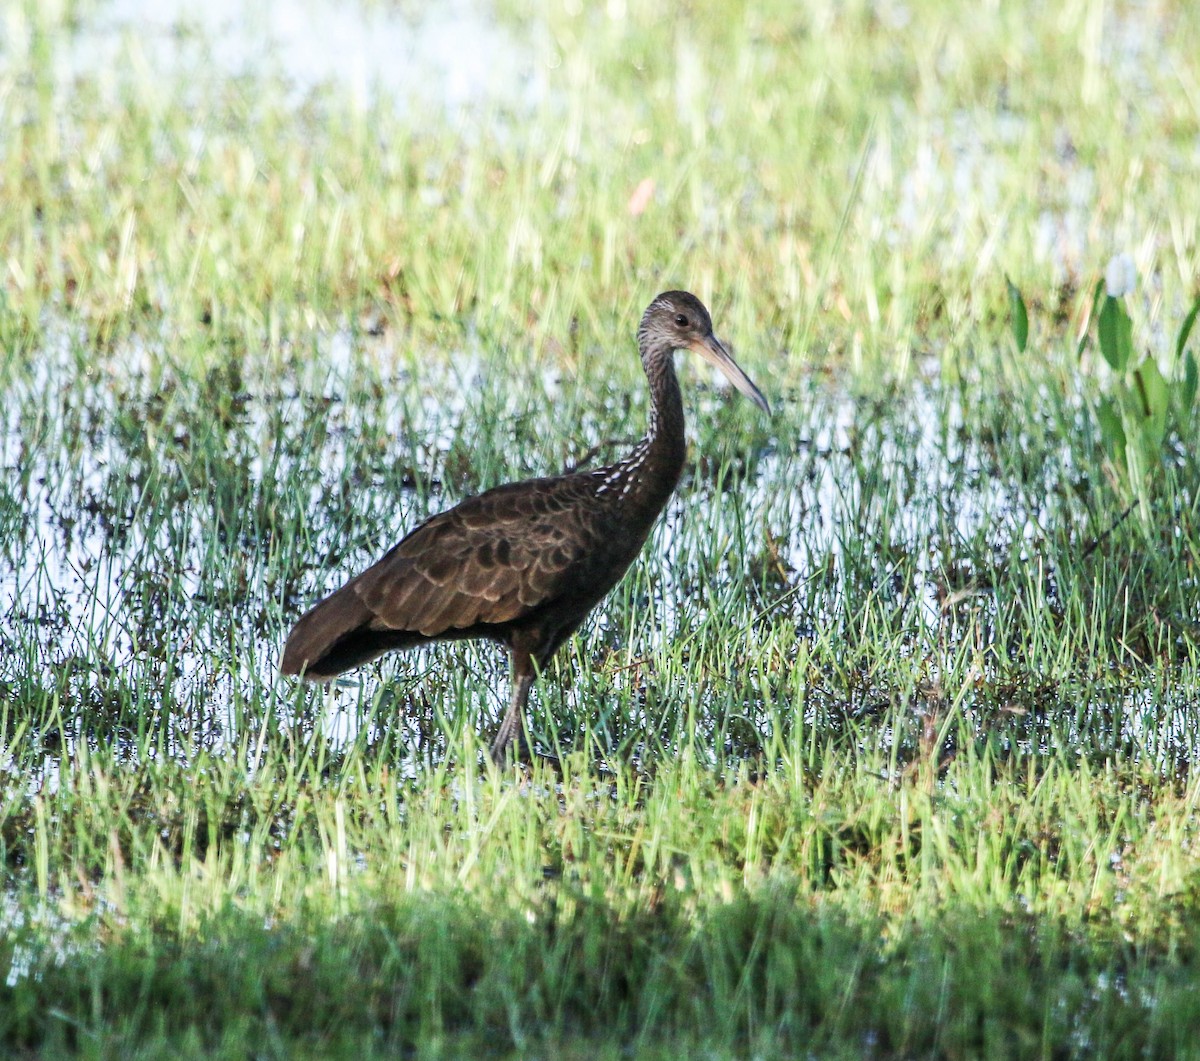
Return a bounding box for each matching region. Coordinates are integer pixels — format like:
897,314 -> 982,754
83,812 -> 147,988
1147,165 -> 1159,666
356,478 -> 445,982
281,291 -> 769,760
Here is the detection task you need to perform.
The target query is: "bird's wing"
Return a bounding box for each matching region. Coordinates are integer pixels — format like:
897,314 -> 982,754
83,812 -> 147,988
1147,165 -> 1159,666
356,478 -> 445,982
353,475 -> 602,636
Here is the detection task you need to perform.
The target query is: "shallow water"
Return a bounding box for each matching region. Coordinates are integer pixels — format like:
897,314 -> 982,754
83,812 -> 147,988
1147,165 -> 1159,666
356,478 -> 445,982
1,0 -> 1195,777
4,316 -> 1197,775
19,0 -> 542,117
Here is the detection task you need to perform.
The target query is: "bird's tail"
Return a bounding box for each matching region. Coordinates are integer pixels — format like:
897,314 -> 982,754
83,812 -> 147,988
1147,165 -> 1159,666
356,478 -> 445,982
281,582 -> 419,679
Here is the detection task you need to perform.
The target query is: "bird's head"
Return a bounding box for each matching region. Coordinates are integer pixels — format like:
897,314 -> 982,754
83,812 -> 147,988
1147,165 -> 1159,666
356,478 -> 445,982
638,291 -> 770,414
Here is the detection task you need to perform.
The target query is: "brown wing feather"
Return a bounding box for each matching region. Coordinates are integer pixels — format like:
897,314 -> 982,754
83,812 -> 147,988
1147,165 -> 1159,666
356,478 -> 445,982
359,477 -> 596,633
281,474 -> 606,678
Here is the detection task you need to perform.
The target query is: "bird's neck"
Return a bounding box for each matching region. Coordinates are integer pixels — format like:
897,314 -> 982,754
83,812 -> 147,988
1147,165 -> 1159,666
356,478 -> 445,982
592,345 -> 686,521
635,349 -> 686,509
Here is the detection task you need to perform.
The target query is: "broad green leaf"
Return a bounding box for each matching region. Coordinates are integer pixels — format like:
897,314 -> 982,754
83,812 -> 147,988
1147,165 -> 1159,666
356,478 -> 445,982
1134,358 -> 1170,448
1097,295 -> 1133,372
1006,275 -> 1028,353
1097,397 -> 1126,468
1119,303 -> 1135,368
1176,296 -> 1200,361
1183,350 -> 1198,413
1079,277 -> 1105,359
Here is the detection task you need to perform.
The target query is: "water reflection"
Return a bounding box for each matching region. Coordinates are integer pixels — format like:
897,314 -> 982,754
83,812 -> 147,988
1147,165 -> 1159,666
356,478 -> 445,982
27,0 -> 542,115
4,321 -> 1198,777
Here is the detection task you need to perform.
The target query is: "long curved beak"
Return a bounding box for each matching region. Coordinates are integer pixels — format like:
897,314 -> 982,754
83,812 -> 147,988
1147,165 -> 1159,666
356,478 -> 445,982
689,334 -> 771,414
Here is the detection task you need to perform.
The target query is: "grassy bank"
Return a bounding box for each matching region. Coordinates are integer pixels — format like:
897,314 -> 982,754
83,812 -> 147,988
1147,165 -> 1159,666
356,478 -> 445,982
3,0 -> 1200,1056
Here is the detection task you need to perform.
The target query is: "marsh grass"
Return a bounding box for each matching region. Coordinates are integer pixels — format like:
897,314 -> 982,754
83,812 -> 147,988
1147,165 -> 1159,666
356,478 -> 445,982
4,0 -> 1200,1056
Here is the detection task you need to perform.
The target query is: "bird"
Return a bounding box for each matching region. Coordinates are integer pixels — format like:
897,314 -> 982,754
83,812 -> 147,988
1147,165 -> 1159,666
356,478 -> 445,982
281,291 -> 770,762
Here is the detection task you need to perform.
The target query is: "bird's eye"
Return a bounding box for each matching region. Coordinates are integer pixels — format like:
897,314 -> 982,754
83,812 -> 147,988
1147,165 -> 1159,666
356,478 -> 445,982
674,314 -> 689,327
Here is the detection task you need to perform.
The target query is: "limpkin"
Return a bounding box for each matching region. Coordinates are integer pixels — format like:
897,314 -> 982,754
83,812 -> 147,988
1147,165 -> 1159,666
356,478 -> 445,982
281,291 -> 769,760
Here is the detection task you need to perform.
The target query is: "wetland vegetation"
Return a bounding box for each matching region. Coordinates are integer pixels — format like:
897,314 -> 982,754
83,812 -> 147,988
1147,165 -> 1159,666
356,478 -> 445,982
3,0 -> 1200,1056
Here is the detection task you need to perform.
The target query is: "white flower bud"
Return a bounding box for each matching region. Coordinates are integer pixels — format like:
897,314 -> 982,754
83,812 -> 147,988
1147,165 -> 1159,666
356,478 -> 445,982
1105,253 -> 1136,298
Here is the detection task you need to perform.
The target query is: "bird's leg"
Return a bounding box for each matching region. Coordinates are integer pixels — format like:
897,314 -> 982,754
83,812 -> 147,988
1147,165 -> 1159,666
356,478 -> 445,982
490,649 -> 535,764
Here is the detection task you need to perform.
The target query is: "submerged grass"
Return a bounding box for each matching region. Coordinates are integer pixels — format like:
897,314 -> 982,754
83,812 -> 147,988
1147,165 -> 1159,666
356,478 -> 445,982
4,0 -> 1200,1056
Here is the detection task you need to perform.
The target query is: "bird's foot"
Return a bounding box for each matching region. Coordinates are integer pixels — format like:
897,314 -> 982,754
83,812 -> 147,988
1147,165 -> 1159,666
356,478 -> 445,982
488,731 -> 562,775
